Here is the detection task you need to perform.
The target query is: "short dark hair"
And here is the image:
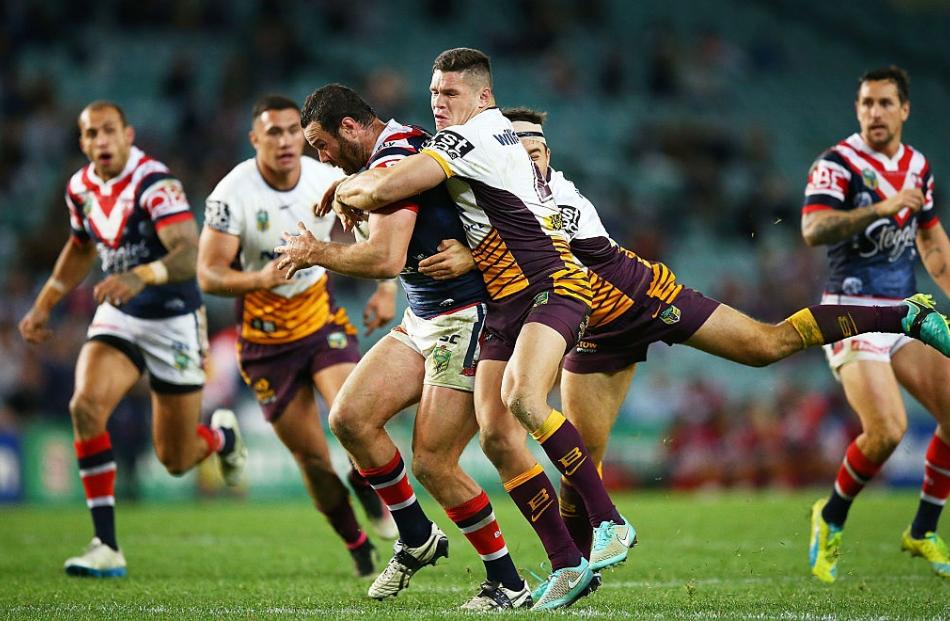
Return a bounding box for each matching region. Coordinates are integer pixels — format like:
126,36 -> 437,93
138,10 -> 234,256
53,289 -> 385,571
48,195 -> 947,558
251,95 -> 300,120
300,84 -> 377,136
858,66 -> 910,103
80,100 -> 127,127
432,48 -> 492,86
501,107 -> 548,126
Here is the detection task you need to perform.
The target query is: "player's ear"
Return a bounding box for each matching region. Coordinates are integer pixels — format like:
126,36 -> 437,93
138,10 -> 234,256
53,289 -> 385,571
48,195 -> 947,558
125,124 -> 135,145
249,128 -> 259,150
901,100 -> 910,122
339,117 -> 358,138
478,86 -> 493,108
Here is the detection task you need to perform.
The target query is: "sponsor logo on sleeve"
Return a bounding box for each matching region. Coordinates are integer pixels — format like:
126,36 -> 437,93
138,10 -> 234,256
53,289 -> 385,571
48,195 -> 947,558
143,178 -> 189,219
204,200 -> 231,231
428,130 -> 474,159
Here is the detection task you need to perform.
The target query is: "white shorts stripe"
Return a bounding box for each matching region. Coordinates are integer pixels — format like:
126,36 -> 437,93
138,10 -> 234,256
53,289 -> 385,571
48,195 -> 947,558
79,462 -> 117,478
479,546 -> 509,561
388,494 -> 418,511
86,496 -> 115,508
460,513 -> 496,535
370,466 -> 407,490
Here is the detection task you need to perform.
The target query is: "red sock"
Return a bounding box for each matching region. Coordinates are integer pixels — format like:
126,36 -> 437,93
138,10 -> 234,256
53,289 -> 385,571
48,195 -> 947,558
75,432 -> 118,550
196,424 -> 222,457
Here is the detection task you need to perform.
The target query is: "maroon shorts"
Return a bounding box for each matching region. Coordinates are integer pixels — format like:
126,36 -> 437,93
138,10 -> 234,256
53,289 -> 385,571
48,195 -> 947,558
480,288 -> 590,362
237,321 -> 360,421
563,286 -> 720,374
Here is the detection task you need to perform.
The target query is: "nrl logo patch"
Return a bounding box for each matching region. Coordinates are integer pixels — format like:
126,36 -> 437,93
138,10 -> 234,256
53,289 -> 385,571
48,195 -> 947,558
327,331 -> 348,349
659,305 -> 681,325
432,344 -> 452,373
253,378 -> 276,404
532,291 -> 550,307
861,168 -> 878,190
256,209 -> 269,232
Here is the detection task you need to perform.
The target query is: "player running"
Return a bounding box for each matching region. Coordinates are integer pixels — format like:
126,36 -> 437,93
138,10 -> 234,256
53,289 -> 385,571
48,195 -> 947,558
18,101 -> 245,577
274,84 -> 531,610
802,67 -> 950,582
197,95 -> 397,577
310,48 -> 633,609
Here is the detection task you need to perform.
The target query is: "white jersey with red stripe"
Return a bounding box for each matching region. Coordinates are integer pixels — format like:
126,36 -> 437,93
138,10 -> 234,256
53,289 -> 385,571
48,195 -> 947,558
802,133 -> 938,299
66,146 -> 201,319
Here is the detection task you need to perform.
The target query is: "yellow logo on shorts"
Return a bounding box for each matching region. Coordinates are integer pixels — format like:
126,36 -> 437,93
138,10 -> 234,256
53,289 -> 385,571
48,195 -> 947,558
327,332 -> 347,349
253,378 -> 276,404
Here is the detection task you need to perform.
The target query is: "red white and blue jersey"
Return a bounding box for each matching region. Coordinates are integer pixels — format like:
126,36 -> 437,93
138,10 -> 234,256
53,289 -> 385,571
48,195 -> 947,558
367,120 -> 486,318
803,133 -> 938,299
65,146 -> 201,319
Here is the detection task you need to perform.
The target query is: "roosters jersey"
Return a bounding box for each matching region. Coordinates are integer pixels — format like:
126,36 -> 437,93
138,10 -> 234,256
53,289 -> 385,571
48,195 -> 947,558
803,133 -> 938,299
205,157 -> 351,344
549,169 -> 678,329
65,146 -> 200,319
420,108 -> 590,305
366,119 -> 486,318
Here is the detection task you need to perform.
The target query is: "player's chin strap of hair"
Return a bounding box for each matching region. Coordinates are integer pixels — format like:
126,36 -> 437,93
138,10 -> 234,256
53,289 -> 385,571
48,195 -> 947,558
510,121 -> 546,145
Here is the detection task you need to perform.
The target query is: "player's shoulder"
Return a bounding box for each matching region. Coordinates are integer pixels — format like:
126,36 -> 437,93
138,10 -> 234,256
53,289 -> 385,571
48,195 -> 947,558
369,121 -> 430,168
208,158 -> 260,200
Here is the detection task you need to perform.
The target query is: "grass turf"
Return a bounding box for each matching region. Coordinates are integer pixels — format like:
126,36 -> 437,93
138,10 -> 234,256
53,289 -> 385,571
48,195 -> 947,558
0,491 -> 947,620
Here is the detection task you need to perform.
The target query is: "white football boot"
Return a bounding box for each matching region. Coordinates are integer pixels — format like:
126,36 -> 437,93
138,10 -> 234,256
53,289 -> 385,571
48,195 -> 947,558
211,409 -> 246,486
64,537 -> 127,578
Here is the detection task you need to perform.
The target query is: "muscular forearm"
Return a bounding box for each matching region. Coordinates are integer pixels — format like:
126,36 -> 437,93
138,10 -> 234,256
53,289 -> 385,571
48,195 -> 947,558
802,205 -> 882,246
36,240 -> 97,312
311,240 -> 403,279
336,169 -> 398,212
159,243 -> 197,282
198,265 -> 267,296
919,229 -> 950,296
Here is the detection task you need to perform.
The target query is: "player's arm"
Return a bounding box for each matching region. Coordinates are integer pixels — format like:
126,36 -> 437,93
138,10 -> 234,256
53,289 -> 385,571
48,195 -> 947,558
362,279 -> 398,336
802,188 -> 925,246
19,237 -> 98,344
92,218 -> 199,306
917,221 -> 950,295
197,227 -> 284,296
331,154 -> 447,214
417,239 -> 476,280
275,208 -> 417,279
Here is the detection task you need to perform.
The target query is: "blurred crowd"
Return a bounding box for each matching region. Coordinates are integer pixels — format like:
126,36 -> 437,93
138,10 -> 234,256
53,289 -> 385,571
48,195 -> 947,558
3,0 -> 946,490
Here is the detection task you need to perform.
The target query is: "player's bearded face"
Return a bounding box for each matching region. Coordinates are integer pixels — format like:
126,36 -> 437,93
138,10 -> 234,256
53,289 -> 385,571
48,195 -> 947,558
856,80 -> 909,151
305,123 -> 365,174
79,107 -> 133,180
430,70 -> 485,131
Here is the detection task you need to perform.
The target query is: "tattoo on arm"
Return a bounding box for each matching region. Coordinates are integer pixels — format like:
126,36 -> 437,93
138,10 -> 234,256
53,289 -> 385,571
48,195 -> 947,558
803,206 -> 879,246
923,246 -> 947,278
156,220 -> 199,282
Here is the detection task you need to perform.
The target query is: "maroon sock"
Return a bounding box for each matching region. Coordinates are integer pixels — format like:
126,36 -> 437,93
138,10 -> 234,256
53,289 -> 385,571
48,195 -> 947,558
504,464 -> 582,570
533,411 -> 621,526
559,478 -> 592,558
806,304 -> 906,342
324,496 -> 367,549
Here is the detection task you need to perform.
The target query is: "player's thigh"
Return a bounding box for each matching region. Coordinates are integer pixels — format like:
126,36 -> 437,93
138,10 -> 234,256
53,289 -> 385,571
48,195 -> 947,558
503,322 -> 568,403
838,359 -> 907,435
312,361 -> 357,410
561,365 -> 636,464
333,335 -> 424,426
684,304 -> 788,365
272,384 -> 332,461
413,385 -> 478,461
150,388 -> 202,448
892,340 -> 950,424
71,340 -> 142,432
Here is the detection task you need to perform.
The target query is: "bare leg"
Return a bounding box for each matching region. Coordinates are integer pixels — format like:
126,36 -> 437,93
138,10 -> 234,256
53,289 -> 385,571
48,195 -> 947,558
150,389 -> 209,476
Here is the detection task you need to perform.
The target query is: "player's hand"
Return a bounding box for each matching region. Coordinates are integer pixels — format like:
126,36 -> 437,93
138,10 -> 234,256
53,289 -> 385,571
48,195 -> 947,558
18,307 -> 53,344
257,259 -> 288,290
93,272 -> 146,307
417,239 -> 476,281
363,281 -> 397,336
315,179 -> 343,217
274,222 -> 319,279
875,188 -> 925,217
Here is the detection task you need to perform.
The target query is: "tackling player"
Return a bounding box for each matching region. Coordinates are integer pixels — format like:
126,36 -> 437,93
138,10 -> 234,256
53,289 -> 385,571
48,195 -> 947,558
275,84 -> 531,610
197,95 -> 396,577
18,101 -> 245,577
802,67 -> 950,582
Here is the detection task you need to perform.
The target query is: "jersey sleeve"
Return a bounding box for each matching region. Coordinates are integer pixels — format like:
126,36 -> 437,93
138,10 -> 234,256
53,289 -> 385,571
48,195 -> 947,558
918,166 -> 939,229
204,184 -> 244,236
420,124 -> 482,181
138,174 -> 193,230
369,147 -> 419,214
803,151 -> 852,215
65,190 -> 90,243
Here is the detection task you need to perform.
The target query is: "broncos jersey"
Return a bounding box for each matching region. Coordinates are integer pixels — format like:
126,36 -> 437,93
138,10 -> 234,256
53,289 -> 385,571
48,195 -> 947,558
420,108 -> 590,306
549,168 -> 682,328
367,119 -> 486,318
204,156 -> 351,344
803,133 -> 938,299
65,146 -> 201,319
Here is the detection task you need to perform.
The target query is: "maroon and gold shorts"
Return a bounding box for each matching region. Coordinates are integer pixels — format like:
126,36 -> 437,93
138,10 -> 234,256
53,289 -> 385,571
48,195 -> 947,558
237,321 -> 360,421
562,286 -> 720,374
480,288 -> 590,362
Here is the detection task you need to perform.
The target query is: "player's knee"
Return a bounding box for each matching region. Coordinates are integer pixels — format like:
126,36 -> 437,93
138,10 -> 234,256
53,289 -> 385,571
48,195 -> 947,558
328,404 -> 365,446
502,386 -> 543,425
866,419 -> 907,454
479,425 -> 521,467
411,450 -> 441,487
68,393 -> 107,435
294,449 -> 334,475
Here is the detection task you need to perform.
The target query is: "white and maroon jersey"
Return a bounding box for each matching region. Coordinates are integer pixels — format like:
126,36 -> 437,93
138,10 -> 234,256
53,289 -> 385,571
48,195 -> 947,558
802,133 -> 938,299
205,156 -> 352,345
548,168 -> 673,329
65,146 -> 201,319
420,108 -> 589,305
366,119 -> 486,318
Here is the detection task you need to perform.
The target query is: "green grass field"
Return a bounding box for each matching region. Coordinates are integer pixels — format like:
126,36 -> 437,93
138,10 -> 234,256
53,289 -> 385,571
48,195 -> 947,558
1,491 -> 947,620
